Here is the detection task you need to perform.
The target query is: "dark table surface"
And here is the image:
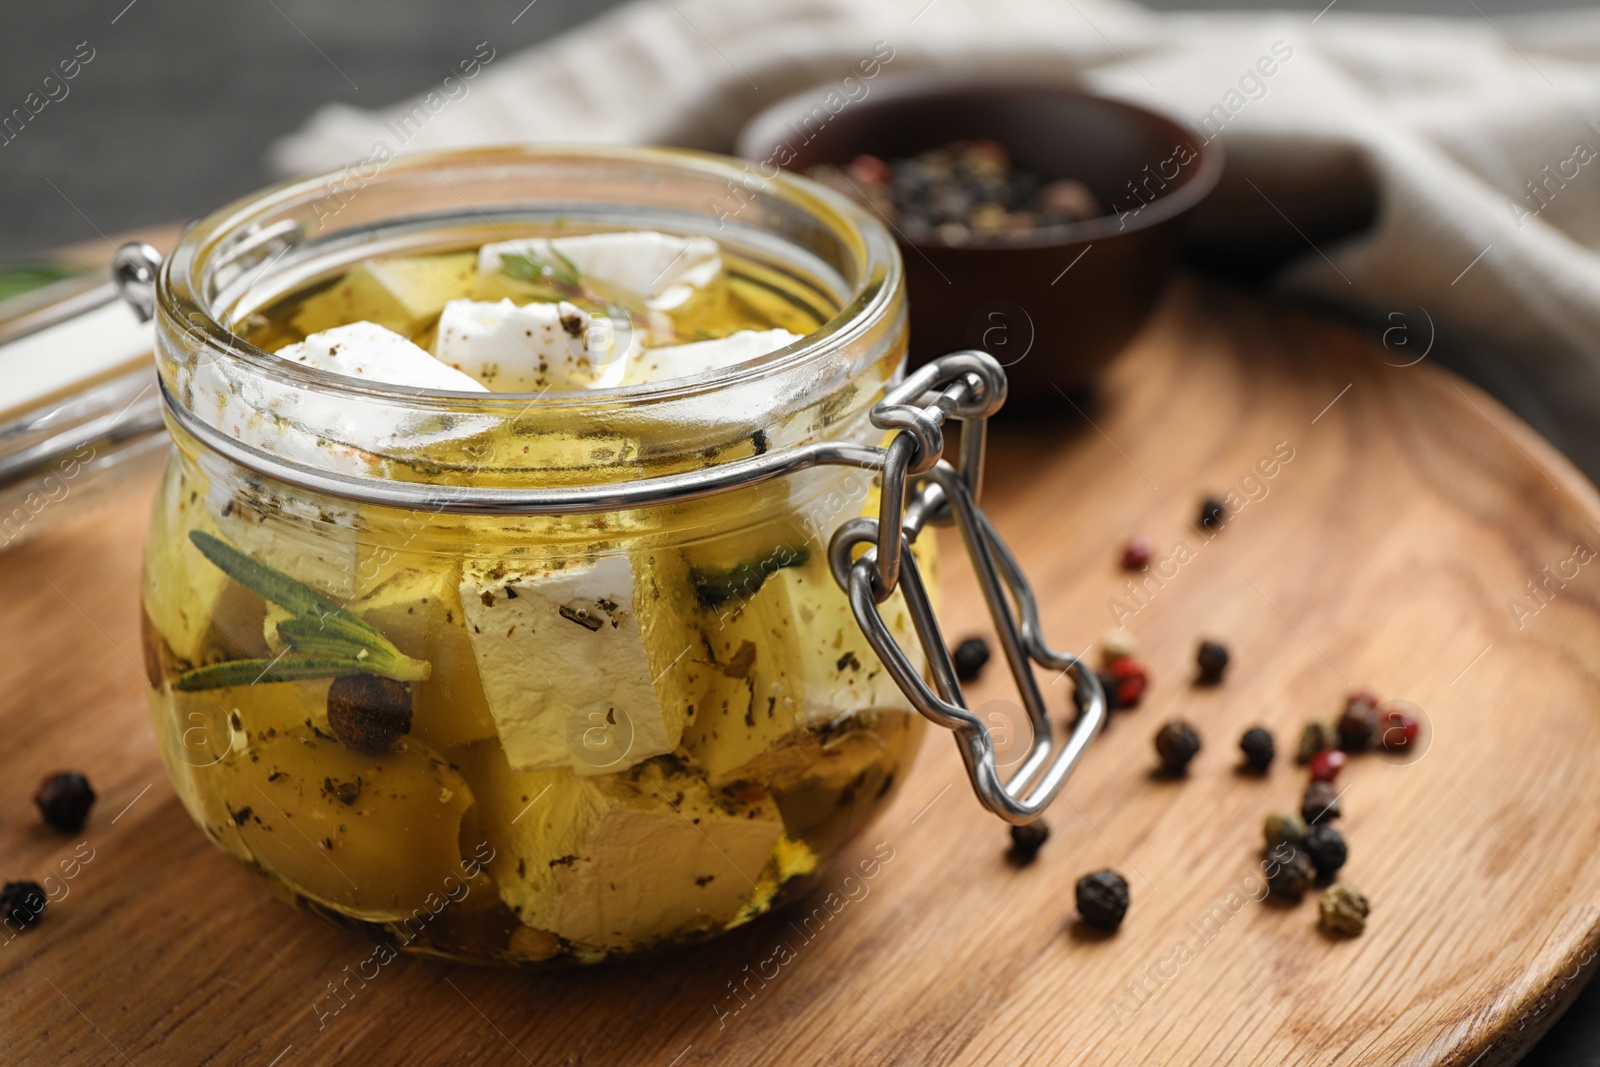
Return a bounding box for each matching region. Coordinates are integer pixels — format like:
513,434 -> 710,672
2,1 -> 1598,1064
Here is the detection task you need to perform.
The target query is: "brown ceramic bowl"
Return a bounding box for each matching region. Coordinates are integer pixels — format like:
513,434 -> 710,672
734,76 -> 1222,402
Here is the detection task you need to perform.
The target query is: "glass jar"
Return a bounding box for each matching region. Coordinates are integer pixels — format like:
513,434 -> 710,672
138,146 -> 935,964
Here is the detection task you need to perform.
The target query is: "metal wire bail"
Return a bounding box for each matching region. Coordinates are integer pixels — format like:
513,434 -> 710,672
829,352 -> 1106,824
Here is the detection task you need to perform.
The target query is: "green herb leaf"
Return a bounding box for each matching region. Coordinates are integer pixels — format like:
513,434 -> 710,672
691,546 -> 809,610
174,657 -> 390,691
179,530 -> 431,688
500,251 -> 583,294
189,530 -> 352,624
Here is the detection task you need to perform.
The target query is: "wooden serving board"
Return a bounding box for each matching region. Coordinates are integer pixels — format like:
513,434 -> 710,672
2,278 -> 1597,1066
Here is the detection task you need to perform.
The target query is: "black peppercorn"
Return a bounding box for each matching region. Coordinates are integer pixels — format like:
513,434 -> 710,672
0,881 -> 47,930
1075,868 -> 1130,931
1008,819 -> 1050,863
1239,726 -> 1274,773
1338,694 -> 1380,752
1303,824 -> 1348,880
1154,719 -> 1201,773
326,674 -> 413,754
1196,640 -> 1230,684
1266,847 -> 1316,900
1302,779 -> 1342,823
951,636 -> 991,683
1199,497 -> 1228,532
1088,671 -> 1115,713
34,771 -> 96,833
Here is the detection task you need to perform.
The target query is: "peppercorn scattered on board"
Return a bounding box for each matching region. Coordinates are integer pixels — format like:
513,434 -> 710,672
10,278 -> 1600,1065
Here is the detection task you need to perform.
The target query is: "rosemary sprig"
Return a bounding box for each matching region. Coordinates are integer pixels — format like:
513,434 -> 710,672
499,249 -> 673,342
173,531 -> 431,691
500,250 -> 587,300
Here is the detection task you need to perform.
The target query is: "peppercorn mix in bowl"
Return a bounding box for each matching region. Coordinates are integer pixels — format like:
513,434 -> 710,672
735,76 -> 1222,400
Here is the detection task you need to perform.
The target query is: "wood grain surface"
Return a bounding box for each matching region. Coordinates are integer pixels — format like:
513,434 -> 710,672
1,278 -> 1597,1066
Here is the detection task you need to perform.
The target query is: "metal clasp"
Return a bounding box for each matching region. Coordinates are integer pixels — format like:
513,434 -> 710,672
829,353 -> 1106,825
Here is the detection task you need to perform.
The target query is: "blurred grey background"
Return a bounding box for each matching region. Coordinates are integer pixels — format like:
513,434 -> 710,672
2,0 -> 1598,257
3,1 -> 1600,1064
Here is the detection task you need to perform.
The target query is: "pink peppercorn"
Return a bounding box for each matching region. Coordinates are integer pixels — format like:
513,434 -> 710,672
1121,536 -> 1154,570
1109,657 -> 1149,708
1309,748 -> 1347,782
1380,709 -> 1419,751
847,154 -> 892,187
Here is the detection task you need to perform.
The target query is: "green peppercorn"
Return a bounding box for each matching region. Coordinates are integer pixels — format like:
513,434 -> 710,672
1266,847 -> 1316,900
1296,720 -> 1338,764
1075,869 -> 1130,931
1239,726 -> 1274,773
1264,812 -> 1307,850
1302,779 -> 1342,823
1154,719 -> 1201,773
1318,882 -> 1370,936
1304,824 -> 1348,880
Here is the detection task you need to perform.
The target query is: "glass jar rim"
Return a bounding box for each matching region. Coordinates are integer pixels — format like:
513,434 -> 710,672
157,144 -> 902,414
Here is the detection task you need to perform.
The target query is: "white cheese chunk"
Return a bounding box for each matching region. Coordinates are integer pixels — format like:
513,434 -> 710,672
434,298 -> 630,391
683,559 -> 924,784
478,231 -> 722,311
623,328 -> 802,386
470,756 -> 783,950
179,321 -> 493,485
276,320 -> 487,392
457,553 -> 699,776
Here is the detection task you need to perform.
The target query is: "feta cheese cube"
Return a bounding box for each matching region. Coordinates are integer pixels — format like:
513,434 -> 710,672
623,329 -> 802,386
434,298 -> 631,391
469,755 -> 783,950
478,231 -> 721,311
353,563 -> 499,750
457,552 -> 703,776
276,320 -> 487,392
289,253 -> 477,338
171,679 -> 479,921
179,320 -> 493,489
683,558 -> 924,784
143,467 -> 270,665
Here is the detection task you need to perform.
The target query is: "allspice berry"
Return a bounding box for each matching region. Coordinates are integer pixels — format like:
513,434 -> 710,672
1302,779 -> 1342,823
1339,692 -> 1380,752
1075,869 -> 1130,931
1239,726 -> 1275,773
1154,719 -> 1201,773
1318,882 -> 1371,936
326,674 -> 413,754
1304,824 -> 1348,880
1267,847 -> 1317,900
34,771 -> 96,833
